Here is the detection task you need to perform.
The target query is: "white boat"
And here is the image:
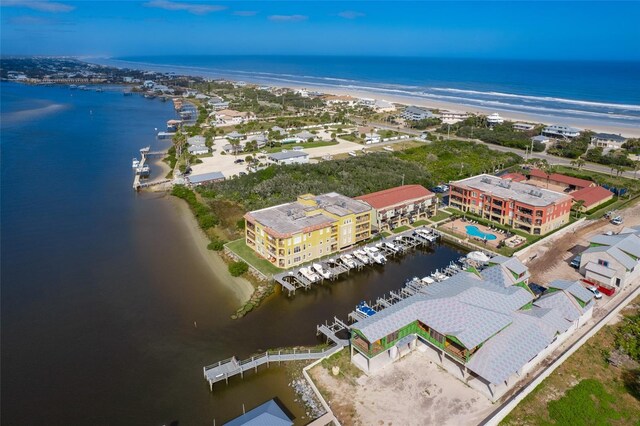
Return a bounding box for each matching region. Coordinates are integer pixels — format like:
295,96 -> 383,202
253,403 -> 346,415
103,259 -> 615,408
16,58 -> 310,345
353,250 -> 370,265
432,271 -> 448,281
299,267 -> 320,283
384,242 -> 401,253
467,251 -> 491,263
348,151 -> 357,157
311,263 -> 331,280
132,158 -> 140,168
363,247 -> 387,265
340,254 -> 356,269
383,146 -> 393,152
421,276 -> 435,285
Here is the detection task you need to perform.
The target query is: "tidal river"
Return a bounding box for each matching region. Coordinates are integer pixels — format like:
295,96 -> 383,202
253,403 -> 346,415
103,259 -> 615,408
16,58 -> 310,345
0,82 -> 464,425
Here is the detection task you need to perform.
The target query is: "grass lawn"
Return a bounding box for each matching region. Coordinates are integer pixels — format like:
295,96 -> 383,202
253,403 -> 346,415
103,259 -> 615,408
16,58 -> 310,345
412,220 -> 431,227
381,231 -> 391,238
501,297 -> 640,426
225,238 -> 283,276
428,211 -> 452,223
392,225 -> 411,234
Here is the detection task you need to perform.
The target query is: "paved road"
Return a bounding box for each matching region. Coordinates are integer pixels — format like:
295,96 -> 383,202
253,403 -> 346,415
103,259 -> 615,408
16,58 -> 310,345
357,119 -> 639,180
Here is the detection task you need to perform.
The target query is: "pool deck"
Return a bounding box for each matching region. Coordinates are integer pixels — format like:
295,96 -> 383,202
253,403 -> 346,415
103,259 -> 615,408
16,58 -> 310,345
442,218 -> 506,248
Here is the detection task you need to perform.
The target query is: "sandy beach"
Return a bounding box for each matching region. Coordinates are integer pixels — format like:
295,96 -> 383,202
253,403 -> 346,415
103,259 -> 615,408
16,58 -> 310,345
296,84 -> 640,138
169,196 -> 254,304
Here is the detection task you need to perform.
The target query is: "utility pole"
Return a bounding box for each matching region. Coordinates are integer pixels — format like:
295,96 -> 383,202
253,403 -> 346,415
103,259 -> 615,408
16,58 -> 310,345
401,173 -> 405,186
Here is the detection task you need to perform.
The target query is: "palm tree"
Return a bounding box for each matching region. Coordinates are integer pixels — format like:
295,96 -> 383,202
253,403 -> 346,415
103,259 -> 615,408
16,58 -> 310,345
572,200 -> 585,218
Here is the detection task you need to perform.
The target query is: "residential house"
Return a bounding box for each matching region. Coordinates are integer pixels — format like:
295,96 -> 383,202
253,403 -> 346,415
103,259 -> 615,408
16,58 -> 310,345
487,113 -> 504,126
349,257 -> 594,401
356,185 -> 437,231
528,169 -> 595,191
570,186 -> 614,211
244,193 -> 372,268
513,122 -> 535,131
449,174 -> 573,235
295,130 -> 315,142
323,94 -> 358,106
187,171 -> 225,186
224,399 -> 293,426
212,109 -> 256,126
187,145 -> 209,155
268,150 -> 309,165
401,106 -> 434,121
437,111 -> 469,124
579,226 -> 640,290
531,135 -> 550,145
542,125 -> 581,139
590,133 -> 627,150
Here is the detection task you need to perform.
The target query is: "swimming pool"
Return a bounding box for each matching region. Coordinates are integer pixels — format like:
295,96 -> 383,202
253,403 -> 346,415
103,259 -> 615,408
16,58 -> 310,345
465,225 -> 497,241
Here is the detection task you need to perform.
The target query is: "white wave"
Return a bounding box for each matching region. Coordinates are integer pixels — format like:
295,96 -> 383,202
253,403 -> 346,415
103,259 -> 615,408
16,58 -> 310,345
430,87 -> 640,111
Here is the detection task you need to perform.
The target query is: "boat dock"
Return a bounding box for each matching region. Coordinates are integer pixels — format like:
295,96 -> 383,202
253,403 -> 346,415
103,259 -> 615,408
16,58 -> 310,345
273,227 -> 441,296
132,147 -> 168,191
347,260 -> 466,323
203,318 -> 349,391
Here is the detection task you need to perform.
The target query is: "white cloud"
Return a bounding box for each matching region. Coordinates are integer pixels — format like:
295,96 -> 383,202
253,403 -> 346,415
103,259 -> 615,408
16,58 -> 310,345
2,0 -> 74,13
338,11 -> 365,19
268,14 -> 307,22
144,0 -> 226,15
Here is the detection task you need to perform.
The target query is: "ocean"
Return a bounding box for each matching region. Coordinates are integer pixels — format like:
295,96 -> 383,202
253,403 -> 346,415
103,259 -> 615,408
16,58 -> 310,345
1,81 -> 465,424
104,55 -> 640,129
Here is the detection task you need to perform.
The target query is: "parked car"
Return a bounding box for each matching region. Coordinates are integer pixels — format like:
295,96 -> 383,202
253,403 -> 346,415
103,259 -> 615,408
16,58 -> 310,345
586,286 -> 603,300
570,255 -> 582,269
234,159 -> 245,164
239,171 -> 247,176
611,216 -> 623,225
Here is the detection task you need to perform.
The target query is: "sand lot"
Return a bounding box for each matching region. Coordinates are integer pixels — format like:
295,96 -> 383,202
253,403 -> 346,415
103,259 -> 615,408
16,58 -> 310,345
312,351 -> 494,426
189,136 -> 371,178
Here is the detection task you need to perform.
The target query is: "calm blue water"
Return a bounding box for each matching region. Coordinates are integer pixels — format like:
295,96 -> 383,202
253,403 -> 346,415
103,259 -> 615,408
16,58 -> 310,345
465,225 -> 498,241
1,80 -> 466,424
102,55 -> 640,129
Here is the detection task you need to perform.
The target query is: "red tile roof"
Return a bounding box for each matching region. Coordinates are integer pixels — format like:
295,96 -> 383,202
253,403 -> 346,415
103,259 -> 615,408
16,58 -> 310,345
570,186 -> 614,208
356,185 -> 434,210
529,169 -> 594,189
500,172 -> 527,182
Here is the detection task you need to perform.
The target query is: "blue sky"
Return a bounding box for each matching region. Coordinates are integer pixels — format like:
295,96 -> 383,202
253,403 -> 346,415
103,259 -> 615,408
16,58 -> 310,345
1,1 -> 639,60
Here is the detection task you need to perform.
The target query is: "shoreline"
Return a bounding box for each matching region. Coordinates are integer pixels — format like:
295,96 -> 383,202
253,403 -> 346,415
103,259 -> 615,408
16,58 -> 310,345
168,195 -> 254,304
284,83 -> 640,138
89,58 -> 640,138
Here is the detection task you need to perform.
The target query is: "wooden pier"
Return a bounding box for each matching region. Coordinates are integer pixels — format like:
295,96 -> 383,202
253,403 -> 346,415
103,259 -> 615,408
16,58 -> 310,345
132,147 -> 168,191
203,318 -> 349,391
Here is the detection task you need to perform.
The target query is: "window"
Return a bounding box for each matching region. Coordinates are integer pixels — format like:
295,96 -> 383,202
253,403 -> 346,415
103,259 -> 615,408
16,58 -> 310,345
294,246 -> 301,253
385,330 -> 400,344
293,256 -> 301,263
598,259 -> 610,267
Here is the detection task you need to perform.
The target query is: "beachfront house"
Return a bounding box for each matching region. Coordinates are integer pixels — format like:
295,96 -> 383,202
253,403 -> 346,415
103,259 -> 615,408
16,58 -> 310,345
542,125 -> 581,139
244,193 -> 372,268
355,185 -> 437,232
590,133 -> 627,150
437,110 -> 469,124
486,113 -> 504,126
579,226 -> 640,290
267,150 -> 309,165
323,94 -> 358,106
401,106 -> 434,121
349,257 -> 594,401
187,145 -> 209,155
448,174 -> 572,235
513,122 -> 536,131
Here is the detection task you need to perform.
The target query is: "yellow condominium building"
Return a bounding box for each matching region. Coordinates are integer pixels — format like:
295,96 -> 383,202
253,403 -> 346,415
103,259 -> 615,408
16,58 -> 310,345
244,193 -> 373,268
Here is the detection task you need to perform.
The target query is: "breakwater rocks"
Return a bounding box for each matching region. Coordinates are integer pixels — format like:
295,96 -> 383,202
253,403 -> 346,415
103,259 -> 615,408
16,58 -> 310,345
230,283 -> 274,319
290,378 -> 326,420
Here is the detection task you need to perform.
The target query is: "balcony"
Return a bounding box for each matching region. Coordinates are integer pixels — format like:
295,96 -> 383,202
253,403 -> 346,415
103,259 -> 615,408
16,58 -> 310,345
515,216 -> 532,225
352,335 -> 385,358
331,226 -> 338,234
246,221 -> 256,231
246,230 -> 256,240
356,215 -> 369,224
517,208 -> 533,216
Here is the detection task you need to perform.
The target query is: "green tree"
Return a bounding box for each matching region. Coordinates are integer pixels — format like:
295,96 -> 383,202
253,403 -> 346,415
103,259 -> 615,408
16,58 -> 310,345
228,261 -> 249,277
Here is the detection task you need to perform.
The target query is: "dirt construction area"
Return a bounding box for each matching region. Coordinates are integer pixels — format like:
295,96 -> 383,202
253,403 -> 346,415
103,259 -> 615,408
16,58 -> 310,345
520,201 -> 640,286
311,350 -> 494,426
